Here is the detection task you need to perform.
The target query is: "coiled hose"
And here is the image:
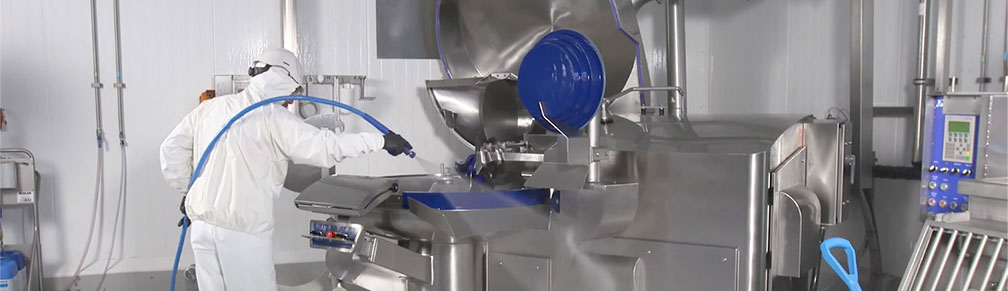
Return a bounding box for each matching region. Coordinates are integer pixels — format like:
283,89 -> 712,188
170,95 -> 414,291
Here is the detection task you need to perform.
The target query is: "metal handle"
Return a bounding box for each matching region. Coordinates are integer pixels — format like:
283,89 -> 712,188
605,86 -> 682,106
601,86 -> 682,122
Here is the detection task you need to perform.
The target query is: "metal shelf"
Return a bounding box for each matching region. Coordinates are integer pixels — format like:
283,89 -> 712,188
1,148 -> 42,291
1,192 -> 36,207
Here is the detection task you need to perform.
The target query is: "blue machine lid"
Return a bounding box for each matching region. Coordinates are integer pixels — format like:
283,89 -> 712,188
517,29 -> 605,135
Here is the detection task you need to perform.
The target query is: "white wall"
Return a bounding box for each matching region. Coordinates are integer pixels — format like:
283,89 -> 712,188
1,0 -> 464,280
680,0 -> 851,116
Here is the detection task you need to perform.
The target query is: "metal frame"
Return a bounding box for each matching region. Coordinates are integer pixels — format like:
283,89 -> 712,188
912,0 -> 933,164
851,0 -> 874,190
933,0 -> 953,93
666,0 -> 687,120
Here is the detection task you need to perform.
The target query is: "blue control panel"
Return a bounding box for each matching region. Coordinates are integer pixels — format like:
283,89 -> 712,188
307,220 -> 362,252
924,96 -> 979,214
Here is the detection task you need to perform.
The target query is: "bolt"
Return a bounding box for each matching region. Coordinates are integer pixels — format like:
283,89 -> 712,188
646,250 -> 652,254
722,258 -> 728,262
498,260 -> 503,265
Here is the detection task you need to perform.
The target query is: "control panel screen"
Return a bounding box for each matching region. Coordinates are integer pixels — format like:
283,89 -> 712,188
941,115 -> 975,164
948,121 -> 970,133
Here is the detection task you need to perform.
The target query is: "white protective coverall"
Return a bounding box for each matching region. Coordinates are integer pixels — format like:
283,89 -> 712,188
159,68 -> 385,291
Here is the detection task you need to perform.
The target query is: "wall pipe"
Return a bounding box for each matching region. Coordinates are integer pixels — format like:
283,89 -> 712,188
1003,0 -> 1008,92
666,0 -> 687,120
64,1 -> 109,290
95,0 -> 130,289
282,0 -> 298,54
113,0 -> 125,144
89,0 -> 104,145
912,0 -> 932,164
979,0 -> 992,91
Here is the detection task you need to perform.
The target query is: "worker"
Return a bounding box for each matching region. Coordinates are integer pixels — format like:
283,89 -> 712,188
159,48 -> 411,291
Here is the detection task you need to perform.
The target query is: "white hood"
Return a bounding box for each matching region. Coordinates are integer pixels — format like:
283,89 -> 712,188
244,68 -> 300,101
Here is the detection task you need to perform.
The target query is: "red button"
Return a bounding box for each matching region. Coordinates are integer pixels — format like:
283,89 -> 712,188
325,231 -> 336,238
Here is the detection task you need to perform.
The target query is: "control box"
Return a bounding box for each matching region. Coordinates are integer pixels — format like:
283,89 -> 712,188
923,96 -> 978,214
305,220 -> 363,253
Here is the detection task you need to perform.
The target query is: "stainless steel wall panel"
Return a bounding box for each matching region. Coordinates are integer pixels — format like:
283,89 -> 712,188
375,0 -> 439,59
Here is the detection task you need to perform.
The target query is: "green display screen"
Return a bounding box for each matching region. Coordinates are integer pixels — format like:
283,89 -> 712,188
949,121 -> 971,133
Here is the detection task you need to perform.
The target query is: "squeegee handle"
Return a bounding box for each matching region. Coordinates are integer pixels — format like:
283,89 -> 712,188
820,237 -> 862,291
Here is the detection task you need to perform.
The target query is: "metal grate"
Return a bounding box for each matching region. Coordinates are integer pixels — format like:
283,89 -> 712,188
900,223 -> 1008,291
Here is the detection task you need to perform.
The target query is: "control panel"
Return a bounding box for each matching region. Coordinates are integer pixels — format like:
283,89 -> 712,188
924,97 -> 978,214
305,220 -> 363,253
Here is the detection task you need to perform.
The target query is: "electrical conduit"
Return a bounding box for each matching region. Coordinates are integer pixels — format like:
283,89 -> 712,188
169,95 -> 414,291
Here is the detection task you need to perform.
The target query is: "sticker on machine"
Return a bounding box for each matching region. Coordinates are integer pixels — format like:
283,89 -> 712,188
16,191 -> 34,203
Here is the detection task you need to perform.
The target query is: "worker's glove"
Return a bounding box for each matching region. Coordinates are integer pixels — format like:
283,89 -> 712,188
177,195 -> 191,227
382,131 -> 413,156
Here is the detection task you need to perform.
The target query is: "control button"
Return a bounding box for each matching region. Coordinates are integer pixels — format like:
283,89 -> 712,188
326,231 -> 336,238
940,183 -> 949,191
952,168 -> 960,174
927,198 -> 937,206
309,230 -> 323,236
928,165 -> 938,172
939,200 -> 948,208
928,182 -> 938,189
949,202 -> 959,210
940,167 -> 949,173
962,169 -> 971,176
961,203 -> 969,211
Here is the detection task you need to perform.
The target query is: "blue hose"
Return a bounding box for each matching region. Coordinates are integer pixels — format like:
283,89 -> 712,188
170,95 -> 413,291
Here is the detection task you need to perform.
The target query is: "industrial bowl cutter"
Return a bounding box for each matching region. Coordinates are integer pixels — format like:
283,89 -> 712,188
286,0 -> 851,290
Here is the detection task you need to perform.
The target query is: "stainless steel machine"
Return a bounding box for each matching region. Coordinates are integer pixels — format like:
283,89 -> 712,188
287,1 -> 850,290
